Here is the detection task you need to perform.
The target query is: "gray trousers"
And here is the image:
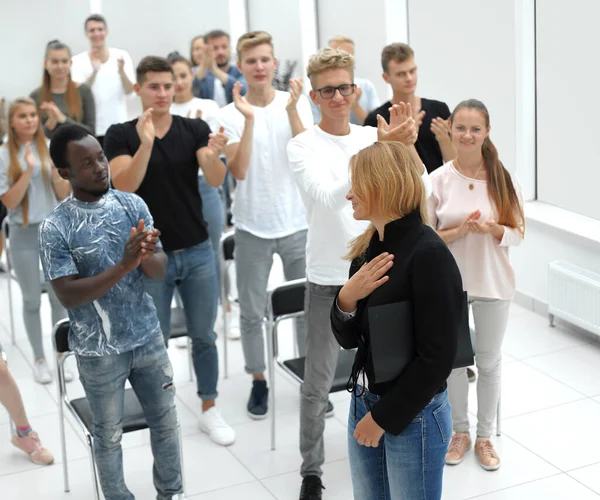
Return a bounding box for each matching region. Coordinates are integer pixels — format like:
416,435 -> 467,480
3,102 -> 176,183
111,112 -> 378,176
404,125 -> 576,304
447,297 -> 510,439
9,222 -> 66,359
234,228 -> 308,375
300,282 -> 341,478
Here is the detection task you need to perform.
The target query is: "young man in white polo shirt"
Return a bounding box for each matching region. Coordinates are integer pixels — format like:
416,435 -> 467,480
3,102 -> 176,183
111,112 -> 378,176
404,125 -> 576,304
218,31 -> 314,420
71,14 -> 135,146
286,47 -> 430,499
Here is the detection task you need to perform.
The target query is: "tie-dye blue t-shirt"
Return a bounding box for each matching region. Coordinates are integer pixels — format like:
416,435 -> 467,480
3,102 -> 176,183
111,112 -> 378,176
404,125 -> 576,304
39,190 -> 161,357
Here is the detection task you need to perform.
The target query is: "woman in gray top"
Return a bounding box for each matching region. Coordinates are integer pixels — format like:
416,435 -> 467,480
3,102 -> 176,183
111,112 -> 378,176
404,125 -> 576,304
0,97 -> 71,384
30,40 -> 96,139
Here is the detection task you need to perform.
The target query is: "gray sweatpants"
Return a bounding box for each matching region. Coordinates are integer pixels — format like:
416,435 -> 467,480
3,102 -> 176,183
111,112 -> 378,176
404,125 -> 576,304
234,228 -> 308,375
9,222 -> 66,359
300,282 -> 341,478
447,297 -> 510,439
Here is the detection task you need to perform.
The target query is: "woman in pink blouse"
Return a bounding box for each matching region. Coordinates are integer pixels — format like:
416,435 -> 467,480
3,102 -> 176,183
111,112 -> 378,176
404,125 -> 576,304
427,99 -> 525,472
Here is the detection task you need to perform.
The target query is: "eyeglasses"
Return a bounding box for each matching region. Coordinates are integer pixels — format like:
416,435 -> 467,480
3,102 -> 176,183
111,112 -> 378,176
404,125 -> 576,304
314,84 -> 356,99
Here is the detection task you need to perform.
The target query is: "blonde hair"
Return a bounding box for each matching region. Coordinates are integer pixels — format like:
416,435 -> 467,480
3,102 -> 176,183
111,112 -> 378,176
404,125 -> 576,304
7,98 -> 52,227
236,31 -> 274,61
306,48 -> 354,88
328,35 -> 354,47
345,142 -> 428,261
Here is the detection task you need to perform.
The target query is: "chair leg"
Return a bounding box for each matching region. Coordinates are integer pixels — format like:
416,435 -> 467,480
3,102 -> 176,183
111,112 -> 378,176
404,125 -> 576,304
57,379 -> 70,492
496,393 -> 502,437
86,435 -> 101,500
220,261 -> 229,379
177,415 -> 186,494
266,322 -> 276,451
187,337 -> 193,382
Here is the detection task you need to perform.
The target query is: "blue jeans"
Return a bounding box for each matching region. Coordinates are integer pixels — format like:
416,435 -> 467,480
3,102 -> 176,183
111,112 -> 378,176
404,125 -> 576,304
198,175 -> 224,287
76,334 -> 182,500
144,240 -> 219,400
348,388 -> 452,500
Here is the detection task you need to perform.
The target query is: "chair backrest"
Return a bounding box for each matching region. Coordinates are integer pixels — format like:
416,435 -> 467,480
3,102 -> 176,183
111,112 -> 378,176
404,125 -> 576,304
221,231 -> 234,261
53,319 -> 71,354
269,278 -> 306,320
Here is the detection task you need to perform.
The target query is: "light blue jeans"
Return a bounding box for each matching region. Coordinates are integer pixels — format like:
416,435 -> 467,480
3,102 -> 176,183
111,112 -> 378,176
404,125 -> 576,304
76,334 -> 182,500
348,388 -> 452,500
144,239 -> 219,400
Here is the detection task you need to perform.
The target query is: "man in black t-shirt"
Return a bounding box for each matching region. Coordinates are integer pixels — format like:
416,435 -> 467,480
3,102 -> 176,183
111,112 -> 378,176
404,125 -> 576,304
104,56 -> 236,447
364,43 -> 455,173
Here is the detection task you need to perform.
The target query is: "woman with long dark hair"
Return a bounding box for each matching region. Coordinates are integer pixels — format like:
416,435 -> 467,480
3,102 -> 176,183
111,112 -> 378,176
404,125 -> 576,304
30,40 -> 95,138
428,99 -> 525,471
0,98 -> 71,383
331,141 -> 464,499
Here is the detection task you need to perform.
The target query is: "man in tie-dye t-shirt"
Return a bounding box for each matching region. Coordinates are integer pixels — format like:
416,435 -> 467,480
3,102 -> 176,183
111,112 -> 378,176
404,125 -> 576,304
38,124 -> 185,500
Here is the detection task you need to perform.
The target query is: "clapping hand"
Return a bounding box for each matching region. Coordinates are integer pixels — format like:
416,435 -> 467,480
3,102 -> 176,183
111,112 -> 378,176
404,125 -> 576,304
40,101 -> 66,125
207,126 -> 228,156
377,102 -> 418,145
351,85 -> 363,110
431,117 -> 451,143
467,217 -> 498,235
136,108 -> 155,148
232,82 -> 253,120
286,78 -> 303,112
24,142 -> 36,170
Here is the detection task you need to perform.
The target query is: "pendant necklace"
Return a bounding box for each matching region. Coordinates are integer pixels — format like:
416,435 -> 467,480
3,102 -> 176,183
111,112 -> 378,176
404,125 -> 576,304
454,159 -> 484,190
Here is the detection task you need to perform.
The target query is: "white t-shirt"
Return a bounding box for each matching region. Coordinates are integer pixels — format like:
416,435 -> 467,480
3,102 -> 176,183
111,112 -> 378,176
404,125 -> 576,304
213,78 -> 228,107
287,124 -> 431,286
71,48 -> 135,136
218,90 -> 313,239
170,97 -> 220,132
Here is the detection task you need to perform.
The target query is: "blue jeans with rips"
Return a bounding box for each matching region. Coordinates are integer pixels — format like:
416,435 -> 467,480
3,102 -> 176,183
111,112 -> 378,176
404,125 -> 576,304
76,333 -> 182,500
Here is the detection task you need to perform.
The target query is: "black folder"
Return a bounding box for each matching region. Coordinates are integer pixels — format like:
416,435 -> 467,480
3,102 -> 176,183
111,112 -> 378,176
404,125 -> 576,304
367,292 -> 474,384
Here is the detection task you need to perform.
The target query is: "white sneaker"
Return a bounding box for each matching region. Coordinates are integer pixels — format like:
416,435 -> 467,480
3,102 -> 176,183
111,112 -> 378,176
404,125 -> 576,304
57,354 -> 74,383
33,359 -> 52,385
198,407 -> 235,446
171,494 -> 186,500
175,337 -> 189,349
227,326 -> 241,340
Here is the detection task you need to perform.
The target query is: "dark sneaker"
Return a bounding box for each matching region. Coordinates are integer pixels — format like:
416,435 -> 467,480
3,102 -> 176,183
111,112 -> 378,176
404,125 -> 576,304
299,475 -> 324,500
325,399 -> 334,418
247,380 -> 268,419
467,367 -> 476,383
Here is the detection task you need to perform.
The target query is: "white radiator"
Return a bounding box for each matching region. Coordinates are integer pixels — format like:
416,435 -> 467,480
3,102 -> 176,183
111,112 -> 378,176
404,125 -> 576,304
548,261 -> 600,336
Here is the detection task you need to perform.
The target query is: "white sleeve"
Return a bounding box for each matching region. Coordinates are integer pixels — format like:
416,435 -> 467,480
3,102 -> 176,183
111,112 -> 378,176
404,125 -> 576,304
204,101 -> 221,133
426,188 -> 440,229
362,80 -> 381,112
297,95 -> 314,128
421,168 -> 432,199
217,107 -> 242,145
70,55 -> 87,84
286,135 -> 349,211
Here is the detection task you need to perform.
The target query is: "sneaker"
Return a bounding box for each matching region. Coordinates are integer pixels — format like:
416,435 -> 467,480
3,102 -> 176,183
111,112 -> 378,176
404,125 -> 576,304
227,325 -> 241,340
475,438 -> 501,471
247,380 -> 268,419
11,431 -> 54,465
467,367 -> 476,383
445,432 -> 471,465
171,494 -> 186,499
198,407 -> 235,446
299,475 -> 325,500
175,337 -> 189,349
33,359 -> 52,385
325,399 -> 334,418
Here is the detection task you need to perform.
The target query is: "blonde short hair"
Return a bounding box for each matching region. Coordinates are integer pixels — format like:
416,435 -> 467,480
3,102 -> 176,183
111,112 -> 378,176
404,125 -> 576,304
328,35 -> 354,47
306,48 -> 354,88
236,31 -> 274,61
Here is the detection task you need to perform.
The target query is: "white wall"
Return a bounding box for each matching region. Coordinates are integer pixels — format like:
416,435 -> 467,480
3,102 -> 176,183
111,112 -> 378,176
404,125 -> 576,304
247,0 -> 304,79
408,0 -> 517,175
535,0 -> 600,221
0,0 -> 91,102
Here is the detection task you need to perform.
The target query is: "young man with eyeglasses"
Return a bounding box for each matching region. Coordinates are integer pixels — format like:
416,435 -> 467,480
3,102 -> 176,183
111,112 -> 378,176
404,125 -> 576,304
218,31 -> 314,420
364,43 -> 455,173
287,47 -> 430,500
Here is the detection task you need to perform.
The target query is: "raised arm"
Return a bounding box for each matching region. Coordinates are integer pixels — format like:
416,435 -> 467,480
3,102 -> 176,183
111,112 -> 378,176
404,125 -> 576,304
223,82 -> 254,180
197,126 -> 227,187
0,142 -> 35,209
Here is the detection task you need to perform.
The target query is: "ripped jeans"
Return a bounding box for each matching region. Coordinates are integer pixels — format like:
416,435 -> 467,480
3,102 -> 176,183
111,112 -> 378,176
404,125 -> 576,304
76,333 -> 182,500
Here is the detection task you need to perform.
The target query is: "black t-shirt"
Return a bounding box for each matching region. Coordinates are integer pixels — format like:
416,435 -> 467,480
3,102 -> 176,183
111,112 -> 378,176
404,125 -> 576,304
364,98 -> 451,174
104,115 -> 210,251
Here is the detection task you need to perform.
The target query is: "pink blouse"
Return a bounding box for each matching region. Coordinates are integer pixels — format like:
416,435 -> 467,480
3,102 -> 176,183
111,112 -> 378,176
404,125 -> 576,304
427,162 -> 524,300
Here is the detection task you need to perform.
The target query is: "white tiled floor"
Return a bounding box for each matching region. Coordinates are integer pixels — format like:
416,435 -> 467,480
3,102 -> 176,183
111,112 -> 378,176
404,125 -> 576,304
1,261 -> 600,499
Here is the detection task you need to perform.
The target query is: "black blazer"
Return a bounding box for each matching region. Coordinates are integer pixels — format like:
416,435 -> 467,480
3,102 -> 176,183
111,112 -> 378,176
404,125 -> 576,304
330,211 -> 464,435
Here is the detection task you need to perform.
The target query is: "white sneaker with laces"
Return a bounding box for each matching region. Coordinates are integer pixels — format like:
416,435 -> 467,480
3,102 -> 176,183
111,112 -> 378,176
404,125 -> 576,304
33,359 -> 52,385
198,407 -> 235,446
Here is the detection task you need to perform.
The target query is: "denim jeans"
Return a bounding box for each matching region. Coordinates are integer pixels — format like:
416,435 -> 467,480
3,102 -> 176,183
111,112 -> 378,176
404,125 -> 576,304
198,175 -> 224,287
348,388 -> 452,500
76,334 -> 182,500
144,240 -> 219,401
